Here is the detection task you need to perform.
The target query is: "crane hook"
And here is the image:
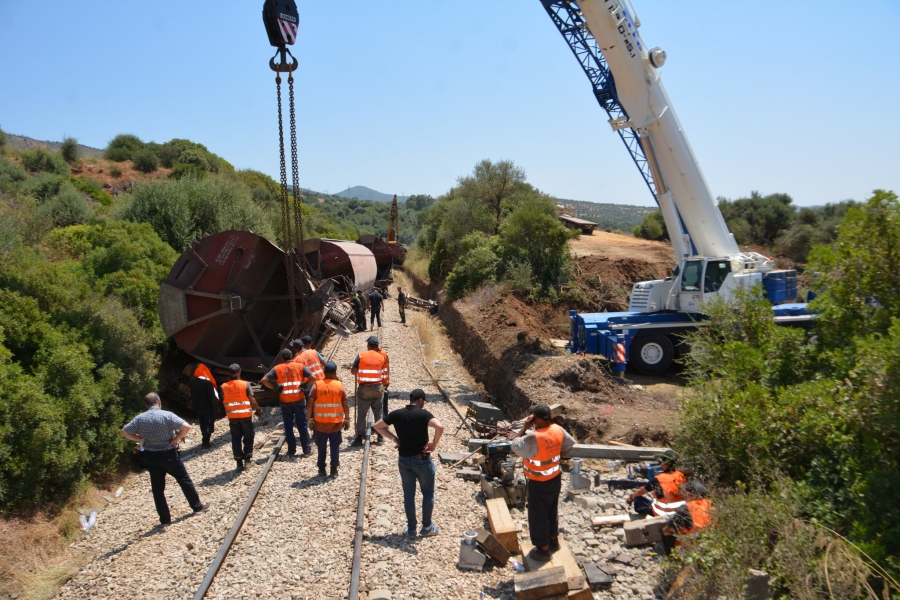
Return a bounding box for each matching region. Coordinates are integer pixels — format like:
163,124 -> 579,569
270,46 -> 298,73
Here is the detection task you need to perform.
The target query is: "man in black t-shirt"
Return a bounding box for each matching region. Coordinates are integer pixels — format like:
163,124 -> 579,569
373,389 -> 444,539
368,289 -> 383,328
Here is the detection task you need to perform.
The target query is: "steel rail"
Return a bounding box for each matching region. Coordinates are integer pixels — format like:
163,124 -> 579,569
347,420 -> 372,600
193,435 -> 286,600
411,324 -> 475,437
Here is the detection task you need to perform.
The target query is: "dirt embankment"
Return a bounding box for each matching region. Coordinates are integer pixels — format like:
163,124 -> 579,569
407,230 -> 683,446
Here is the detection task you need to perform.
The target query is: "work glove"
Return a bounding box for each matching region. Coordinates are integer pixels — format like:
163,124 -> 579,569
342,419 -> 350,431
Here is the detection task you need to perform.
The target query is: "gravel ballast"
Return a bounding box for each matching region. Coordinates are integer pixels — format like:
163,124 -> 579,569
57,285 -> 666,599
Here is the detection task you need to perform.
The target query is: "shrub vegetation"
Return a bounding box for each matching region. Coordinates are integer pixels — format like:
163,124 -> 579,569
60,136 -> 79,163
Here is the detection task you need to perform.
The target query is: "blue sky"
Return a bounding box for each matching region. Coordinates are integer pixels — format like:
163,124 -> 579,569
1,1 -> 898,207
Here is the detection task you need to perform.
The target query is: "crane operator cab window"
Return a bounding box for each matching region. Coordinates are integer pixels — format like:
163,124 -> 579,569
704,260 -> 731,294
681,260 -> 703,292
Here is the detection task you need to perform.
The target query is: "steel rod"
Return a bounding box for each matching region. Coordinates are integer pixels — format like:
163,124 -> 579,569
193,435 -> 286,600
348,421 -> 372,600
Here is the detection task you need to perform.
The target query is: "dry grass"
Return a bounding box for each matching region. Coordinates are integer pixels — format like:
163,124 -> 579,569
0,483 -> 120,599
411,312 -> 441,363
403,245 -> 430,284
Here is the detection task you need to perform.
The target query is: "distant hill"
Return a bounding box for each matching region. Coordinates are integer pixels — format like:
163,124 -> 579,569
556,198 -> 655,233
5,133 -> 104,159
334,186 -> 408,202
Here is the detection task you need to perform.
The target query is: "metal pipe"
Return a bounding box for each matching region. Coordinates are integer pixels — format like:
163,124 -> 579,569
348,420 -> 372,600
193,435 -> 286,600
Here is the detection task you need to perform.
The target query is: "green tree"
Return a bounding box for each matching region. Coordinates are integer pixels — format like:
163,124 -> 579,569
104,134 -> 145,162
120,174 -> 276,250
444,233 -> 499,301
0,125 -> 7,148
632,209 -> 668,241
20,148 -> 70,176
37,184 -> 91,228
60,136 -> 79,163
718,191 -> 796,245
132,148 -> 160,173
498,195 -> 573,290
457,159 -> 526,234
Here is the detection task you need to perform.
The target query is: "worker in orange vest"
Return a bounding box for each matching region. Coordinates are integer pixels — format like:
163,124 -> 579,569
221,364 -> 262,472
509,404 -> 576,561
293,335 -> 325,386
662,481 -> 713,554
626,450 -> 688,517
350,336 -> 388,446
306,361 -> 350,478
262,348 -> 314,458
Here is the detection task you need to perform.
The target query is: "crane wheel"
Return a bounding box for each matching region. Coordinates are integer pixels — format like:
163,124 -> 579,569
630,335 -> 674,375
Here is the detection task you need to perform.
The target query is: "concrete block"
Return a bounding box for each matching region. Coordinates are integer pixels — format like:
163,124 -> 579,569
745,569 -> 771,600
456,467 -> 481,482
623,516 -> 668,546
573,495 -> 599,509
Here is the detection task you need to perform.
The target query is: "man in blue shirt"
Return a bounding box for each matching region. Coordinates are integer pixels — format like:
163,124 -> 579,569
121,393 -> 209,526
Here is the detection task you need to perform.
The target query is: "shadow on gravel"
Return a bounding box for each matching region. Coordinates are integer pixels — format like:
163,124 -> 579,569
367,535 -> 419,555
291,477 -> 328,490
197,470 -> 242,487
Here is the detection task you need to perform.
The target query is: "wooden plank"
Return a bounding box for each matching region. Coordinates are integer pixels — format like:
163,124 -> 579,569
486,497 -> 519,553
590,514 -> 640,528
521,538 -> 585,592
475,528 -> 511,565
514,566 -> 568,600
566,582 -> 593,600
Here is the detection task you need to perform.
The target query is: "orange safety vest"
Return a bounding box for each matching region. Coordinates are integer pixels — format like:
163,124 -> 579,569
682,499 -> 713,535
356,350 -> 387,386
651,470 -> 688,515
221,379 -> 253,419
377,349 -> 390,387
312,378 -> 345,423
523,424 -> 565,482
273,362 -> 306,403
296,349 -> 325,381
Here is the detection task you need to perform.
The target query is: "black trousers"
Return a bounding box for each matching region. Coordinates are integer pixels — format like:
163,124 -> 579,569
228,418 -> 255,460
198,413 -> 215,444
382,390 -> 389,416
142,449 -> 202,524
526,474 -> 561,548
355,310 -> 367,331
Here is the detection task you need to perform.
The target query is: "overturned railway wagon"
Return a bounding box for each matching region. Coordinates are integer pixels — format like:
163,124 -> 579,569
356,234 -> 393,286
301,238 -> 377,295
158,231 -> 366,381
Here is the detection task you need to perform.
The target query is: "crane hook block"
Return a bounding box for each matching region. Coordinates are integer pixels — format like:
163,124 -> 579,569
262,0 -> 299,47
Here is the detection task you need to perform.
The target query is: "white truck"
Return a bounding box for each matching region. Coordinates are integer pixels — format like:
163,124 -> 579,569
540,0 -> 808,374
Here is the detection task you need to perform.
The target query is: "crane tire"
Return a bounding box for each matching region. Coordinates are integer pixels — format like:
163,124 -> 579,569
630,335 -> 674,375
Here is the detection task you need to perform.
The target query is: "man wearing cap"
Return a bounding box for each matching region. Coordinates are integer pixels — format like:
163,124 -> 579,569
509,404 -> 576,561
373,389 -> 444,538
190,362 -> 219,448
368,289 -> 384,328
350,336 -> 388,446
261,349 -> 314,458
221,364 -> 263,471
626,450 -> 688,517
121,393 -> 209,526
306,361 -> 351,478
293,335 -> 326,395
397,286 -> 407,325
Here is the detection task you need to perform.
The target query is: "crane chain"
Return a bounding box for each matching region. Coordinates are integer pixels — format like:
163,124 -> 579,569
276,73 -> 298,325
288,73 -> 304,257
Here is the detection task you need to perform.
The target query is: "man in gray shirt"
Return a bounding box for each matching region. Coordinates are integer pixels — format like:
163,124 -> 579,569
122,393 -> 209,526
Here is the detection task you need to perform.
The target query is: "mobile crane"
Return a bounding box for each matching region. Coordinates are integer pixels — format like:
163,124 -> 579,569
541,0 -> 809,374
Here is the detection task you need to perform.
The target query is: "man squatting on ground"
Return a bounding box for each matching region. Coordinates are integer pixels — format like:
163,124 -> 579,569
306,360 -> 351,478
351,336 -> 389,446
373,388 -> 444,538
661,481 -> 713,554
121,393 -> 209,525
261,348 -> 314,458
509,403 -> 575,561
221,363 -> 263,471
190,363 -> 218,448
625,450 -> 688,517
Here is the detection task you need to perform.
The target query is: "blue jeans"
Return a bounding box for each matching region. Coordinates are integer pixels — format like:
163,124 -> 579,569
281,402 -> 311,455
315,430 -> 342,468
398,456 -> 435,531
